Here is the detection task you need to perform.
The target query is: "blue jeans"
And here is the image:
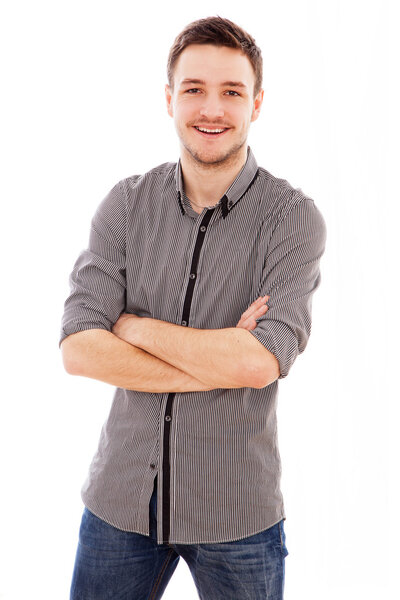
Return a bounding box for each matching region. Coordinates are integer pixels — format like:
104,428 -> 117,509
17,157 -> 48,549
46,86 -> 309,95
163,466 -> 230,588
70,480 -> 288,599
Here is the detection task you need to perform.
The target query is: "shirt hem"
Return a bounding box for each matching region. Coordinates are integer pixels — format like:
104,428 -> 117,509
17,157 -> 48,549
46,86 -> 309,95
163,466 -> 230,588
81,493 -> 285,545
165,513 -> 287,546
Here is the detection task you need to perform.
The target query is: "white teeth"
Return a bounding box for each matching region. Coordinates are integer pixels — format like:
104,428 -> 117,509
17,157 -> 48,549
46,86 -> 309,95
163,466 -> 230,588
195,127 -> 226,133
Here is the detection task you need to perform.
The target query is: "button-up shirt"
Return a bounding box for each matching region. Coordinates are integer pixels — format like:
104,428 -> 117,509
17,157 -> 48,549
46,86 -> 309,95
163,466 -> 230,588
60,147 -> 326,544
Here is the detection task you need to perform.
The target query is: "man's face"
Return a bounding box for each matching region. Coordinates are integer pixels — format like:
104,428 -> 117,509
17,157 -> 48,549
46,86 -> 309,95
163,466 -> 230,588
165,44 -> 263,167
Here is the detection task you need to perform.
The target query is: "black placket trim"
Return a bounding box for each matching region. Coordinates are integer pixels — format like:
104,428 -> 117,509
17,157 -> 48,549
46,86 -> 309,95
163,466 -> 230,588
161,207 -> 215,544
162,392 -> 174,543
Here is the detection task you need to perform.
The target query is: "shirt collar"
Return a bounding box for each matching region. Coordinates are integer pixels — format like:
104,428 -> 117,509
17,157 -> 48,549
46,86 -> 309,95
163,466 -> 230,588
174,146 -> 259,218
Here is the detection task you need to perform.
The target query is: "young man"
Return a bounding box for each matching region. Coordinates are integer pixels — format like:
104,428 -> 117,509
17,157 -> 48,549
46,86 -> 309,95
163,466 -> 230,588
60,16 -> 326,600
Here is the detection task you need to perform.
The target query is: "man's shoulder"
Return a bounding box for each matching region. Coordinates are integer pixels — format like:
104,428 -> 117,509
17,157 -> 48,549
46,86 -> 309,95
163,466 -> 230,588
119,160 -> 177,192
257,165 -> 309,202
257,165 -> 294,192
257,165 -> 326,246
255,164 -> 318,220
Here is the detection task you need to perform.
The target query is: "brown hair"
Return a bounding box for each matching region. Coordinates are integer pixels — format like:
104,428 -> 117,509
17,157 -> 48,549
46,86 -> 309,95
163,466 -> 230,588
167,16 -> 263,98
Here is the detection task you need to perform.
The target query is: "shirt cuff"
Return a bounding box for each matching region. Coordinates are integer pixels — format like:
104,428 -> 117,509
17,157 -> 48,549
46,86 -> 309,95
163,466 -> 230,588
249,320 -> 300,379
59,321 -> 111,348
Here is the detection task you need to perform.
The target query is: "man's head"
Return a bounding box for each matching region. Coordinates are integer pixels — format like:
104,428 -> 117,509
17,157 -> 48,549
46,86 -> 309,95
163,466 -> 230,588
167,16 -> 263,99
165,17 -> 264,168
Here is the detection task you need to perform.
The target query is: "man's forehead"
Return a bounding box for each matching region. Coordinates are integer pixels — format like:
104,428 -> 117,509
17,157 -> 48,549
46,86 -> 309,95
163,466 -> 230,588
174,44 -> 254,86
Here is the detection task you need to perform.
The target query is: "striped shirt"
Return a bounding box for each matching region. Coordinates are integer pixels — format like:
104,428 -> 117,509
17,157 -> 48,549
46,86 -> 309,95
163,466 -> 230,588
60,146 -> 326,545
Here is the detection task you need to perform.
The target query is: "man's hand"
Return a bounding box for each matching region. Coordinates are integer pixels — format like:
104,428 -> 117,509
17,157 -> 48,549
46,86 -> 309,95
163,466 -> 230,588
235,295 -> 269,330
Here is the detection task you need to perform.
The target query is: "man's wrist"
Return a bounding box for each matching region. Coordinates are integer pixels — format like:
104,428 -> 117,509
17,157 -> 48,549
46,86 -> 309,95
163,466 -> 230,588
112,313 -> 145,347
132,316 -> 146,347
132,316 -> 163,351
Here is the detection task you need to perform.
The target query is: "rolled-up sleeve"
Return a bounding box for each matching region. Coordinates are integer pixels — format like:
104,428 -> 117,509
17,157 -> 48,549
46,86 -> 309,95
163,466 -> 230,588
59,182 -> 127,346
249,193 -> 327,379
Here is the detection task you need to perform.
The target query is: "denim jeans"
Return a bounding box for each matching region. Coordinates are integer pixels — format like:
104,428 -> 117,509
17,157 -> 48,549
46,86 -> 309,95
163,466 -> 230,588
70,480 -> 288,599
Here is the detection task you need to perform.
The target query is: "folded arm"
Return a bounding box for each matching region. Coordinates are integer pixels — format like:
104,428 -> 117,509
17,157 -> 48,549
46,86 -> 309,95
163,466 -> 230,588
61,329 -> 215,393
61,296 -> 274,392
112,296 -> 280,390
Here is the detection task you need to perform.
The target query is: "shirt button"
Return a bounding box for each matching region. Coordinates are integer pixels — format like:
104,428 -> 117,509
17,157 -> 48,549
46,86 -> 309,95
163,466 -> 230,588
189,273 -> 196,280
181,320 -> 187,326
165,415 -> 172,422
200,225 -> 207,232
150,463 -> 156,469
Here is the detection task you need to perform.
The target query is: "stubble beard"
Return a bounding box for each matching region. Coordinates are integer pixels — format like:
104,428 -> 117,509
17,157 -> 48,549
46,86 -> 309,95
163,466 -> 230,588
179,126 -> 248,171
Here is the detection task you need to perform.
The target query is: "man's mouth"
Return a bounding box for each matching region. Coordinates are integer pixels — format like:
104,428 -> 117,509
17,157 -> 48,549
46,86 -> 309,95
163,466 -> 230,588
193,126 -> 230,137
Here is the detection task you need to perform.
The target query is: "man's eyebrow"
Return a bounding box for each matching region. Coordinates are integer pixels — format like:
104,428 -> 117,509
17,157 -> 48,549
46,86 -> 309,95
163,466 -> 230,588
221,80 -> 247,89
180,78 -> 206,86
179,78 -> 248,89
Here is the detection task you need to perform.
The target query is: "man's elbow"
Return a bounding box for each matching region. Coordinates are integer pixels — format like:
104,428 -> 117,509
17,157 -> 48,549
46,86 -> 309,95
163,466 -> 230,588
61,328 -> 116,376
244,352 -> 280,389
61,330 -> 102,376
61,334 -> 83,375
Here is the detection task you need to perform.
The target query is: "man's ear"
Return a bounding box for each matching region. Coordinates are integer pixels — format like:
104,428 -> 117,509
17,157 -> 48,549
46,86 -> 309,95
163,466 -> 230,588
250,89 -> 264,123
165,84 -> 174,118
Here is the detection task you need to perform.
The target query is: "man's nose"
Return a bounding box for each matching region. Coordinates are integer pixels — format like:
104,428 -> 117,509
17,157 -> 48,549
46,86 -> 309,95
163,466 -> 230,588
199,94 -> 225,119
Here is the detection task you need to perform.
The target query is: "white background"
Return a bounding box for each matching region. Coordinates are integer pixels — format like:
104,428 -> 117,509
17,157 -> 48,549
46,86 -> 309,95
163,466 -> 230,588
1,1 -> 399,598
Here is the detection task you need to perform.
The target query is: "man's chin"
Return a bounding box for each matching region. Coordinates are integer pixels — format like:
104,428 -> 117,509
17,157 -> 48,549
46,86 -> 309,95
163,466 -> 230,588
191,153 -> 228,166
183,143 -> 245,168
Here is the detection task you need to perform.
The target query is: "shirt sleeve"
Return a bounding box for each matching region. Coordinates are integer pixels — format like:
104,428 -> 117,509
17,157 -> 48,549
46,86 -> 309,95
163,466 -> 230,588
249,192 -> 327,379
59,182 -> 127,346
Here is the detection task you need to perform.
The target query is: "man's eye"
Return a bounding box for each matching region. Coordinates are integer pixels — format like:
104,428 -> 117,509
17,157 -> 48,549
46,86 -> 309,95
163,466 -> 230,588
185,88 -> 200,94
226,90 -> 239,96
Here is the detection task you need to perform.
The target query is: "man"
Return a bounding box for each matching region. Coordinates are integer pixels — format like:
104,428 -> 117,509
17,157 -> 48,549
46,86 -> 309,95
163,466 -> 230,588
60,16 -> 326,600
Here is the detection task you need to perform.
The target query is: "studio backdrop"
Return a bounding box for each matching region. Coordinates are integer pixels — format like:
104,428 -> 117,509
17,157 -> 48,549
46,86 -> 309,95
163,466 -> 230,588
1,1 -> 399,598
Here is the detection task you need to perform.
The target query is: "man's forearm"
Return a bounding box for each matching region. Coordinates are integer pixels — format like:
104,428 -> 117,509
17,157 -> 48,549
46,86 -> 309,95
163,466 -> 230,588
61,329 -> 215,393
113,316 -> 280,389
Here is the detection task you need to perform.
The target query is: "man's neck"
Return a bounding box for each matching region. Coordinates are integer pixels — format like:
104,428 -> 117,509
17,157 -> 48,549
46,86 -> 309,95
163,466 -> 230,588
180,144 -> 248,213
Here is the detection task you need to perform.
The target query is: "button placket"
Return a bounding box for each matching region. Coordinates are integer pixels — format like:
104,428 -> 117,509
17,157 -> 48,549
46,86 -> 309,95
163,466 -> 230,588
161,207 -> 215,544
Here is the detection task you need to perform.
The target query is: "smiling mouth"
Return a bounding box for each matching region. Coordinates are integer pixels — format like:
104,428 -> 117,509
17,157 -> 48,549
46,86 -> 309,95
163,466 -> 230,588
193,126 -> 230,137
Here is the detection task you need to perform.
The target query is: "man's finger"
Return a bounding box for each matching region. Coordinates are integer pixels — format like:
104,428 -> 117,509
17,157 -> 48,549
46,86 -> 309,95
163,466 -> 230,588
240,296 -> 269,319
236,302 -> 269,330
